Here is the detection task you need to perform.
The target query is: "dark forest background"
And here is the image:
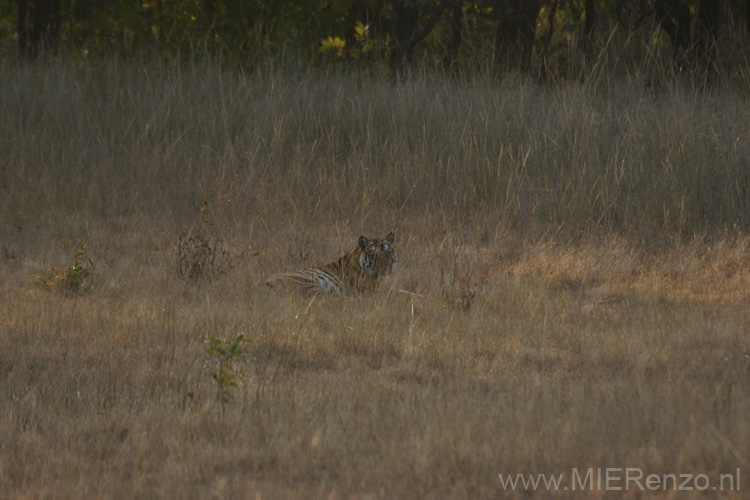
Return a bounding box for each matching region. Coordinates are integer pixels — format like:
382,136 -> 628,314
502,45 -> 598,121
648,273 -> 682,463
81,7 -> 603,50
2,1 -> 748,77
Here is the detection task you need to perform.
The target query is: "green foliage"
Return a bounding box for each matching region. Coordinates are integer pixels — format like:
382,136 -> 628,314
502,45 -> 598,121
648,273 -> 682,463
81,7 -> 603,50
203,334 -> 253,413
35,240 -> 98,296
320,21 -> 379,60
320,36 -> 347,57
0,0 -> 736,74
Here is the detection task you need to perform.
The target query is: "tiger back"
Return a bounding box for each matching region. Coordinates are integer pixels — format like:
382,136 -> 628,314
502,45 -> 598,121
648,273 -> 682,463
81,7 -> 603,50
265,233 -> 397,295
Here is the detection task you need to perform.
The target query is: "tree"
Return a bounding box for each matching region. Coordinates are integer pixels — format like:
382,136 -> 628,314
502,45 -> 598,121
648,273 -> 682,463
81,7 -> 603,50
694,0 -> 719,67
442,0 -> 464,68
616,0 -> 722,70
485,0 -> 542,71
388,0 -> 447,75
16,0 -> 61,59
582,0 -> 597,59
654,0 -> 692,64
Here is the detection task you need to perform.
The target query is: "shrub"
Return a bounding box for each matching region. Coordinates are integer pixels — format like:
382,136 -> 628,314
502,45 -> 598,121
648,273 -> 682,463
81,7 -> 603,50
35,240 -> 98,296
174,200 -> 252,281
438,247 -> 490,311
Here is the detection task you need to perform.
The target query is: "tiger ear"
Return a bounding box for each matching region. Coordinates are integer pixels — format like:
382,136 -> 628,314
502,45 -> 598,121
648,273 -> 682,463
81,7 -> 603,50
384,232 -> 395,245
358,236 -> 369,250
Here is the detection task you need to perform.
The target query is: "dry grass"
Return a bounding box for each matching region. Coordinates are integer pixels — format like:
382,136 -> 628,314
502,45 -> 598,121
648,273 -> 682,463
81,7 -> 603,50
1,59 -> 749,499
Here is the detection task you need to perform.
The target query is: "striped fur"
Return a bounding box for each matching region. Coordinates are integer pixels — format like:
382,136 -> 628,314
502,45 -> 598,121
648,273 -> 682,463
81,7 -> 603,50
265,233 -> 396,294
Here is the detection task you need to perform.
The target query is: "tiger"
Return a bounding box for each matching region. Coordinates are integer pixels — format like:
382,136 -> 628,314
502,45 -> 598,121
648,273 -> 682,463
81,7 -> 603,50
265,232 -> 396,295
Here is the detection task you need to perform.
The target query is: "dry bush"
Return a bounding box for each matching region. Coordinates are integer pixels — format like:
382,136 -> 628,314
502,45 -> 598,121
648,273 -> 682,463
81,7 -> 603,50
174,199 -> 254,281
436,240 -> 491,311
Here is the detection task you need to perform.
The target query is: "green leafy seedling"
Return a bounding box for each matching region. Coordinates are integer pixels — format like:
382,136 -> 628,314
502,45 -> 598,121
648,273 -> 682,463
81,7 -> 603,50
203,334 -> 253,413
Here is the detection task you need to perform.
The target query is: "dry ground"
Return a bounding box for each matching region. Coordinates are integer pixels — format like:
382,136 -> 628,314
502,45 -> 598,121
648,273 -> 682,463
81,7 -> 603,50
2,222 -> 749,499
1,60 -> 749,498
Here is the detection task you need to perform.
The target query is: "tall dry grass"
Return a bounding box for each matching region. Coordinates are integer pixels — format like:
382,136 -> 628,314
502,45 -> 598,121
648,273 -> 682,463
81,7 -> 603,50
3,58 -> 750,240
1,58 -> 749,499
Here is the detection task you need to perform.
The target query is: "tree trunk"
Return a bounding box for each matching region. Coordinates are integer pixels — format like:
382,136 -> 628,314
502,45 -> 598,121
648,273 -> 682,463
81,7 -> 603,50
390,1 -> 419,75
582,0 -> 597,59
695,0 -> 720,67
16,0 -> 29,59
389,0 -> 446,77
492,0 -> 542,72
443,1 -> 464,68
16,0 -> 61,60
654,0 -> 692,66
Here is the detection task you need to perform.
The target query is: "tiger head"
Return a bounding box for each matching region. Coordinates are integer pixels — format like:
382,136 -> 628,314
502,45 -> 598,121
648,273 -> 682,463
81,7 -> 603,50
358,232 -> 396,277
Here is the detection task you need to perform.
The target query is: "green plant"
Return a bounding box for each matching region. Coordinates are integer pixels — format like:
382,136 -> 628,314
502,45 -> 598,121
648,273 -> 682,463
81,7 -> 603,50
320,22 -> 379,61
203,334 -> 253,413
35,240 -> 98,295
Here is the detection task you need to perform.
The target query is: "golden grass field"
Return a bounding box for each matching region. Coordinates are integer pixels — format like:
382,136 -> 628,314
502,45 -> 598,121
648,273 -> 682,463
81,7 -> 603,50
1,59 -> 749,498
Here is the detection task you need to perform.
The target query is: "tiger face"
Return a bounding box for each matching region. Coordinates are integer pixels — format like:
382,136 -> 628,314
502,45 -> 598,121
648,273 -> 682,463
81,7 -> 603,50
358,232 -> 397,277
